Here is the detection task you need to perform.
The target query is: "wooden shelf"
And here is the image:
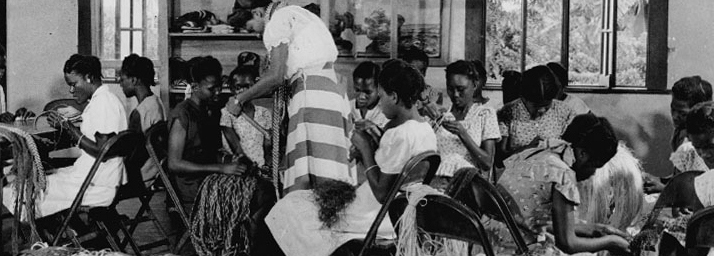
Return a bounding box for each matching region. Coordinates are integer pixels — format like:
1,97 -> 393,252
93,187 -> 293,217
169,33 -> 261,40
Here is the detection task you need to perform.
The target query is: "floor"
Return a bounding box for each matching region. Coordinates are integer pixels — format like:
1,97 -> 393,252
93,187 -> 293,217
2,190 -> 186,255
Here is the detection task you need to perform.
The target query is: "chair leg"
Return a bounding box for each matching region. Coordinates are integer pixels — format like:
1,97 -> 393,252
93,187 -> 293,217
174,231 -> 191,254
96,221 -> 122,252
117,218 -> 143,256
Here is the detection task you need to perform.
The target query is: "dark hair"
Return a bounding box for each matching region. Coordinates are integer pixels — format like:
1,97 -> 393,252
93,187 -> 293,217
228,66 -> 257,86
63,54 -> 102,82
445,60 -> 480,84
686,101 -> 714,135
502,70 -> 522,104
303,3 -> 320,16
401,48 -> 429,69
187,56 -> 222,83
121,54 -> 156,87
562,113 -> 618,164
227,8 -> 253,29
378,59 -> 424,109
353,61 -> 380,80
672,76 -> 713,108
520,65 -> 560,103
471,60 -> 487,86
546,62 -> 568,89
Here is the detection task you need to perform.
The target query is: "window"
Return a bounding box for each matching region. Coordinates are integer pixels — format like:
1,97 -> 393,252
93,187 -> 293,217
485,0 -> 654,89
94,0 -> 160,80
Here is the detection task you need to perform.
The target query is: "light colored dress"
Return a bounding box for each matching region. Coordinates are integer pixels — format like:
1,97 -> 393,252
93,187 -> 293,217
498,98 -> 577,151
670,140 -> 708,173
265,120 -> 437,256
263,5 -> 352,190
562,94 -> 590,115
3,85 -> 128,217
220,105 -> 272,166
482,139 -> 581,255
133,94 -> 166,187
435,103 -> 500,177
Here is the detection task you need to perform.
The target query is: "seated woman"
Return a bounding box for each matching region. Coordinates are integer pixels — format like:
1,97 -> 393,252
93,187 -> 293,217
478,114 -> 630,255
632,101 -> 714,255
220,65 -> 272,168
265,60 -> 437,256
118,54 -> 166,187
167,56 -> 247,211
2,54 -> 128,219
432,60 -> 500,188
497,65 -> 577,160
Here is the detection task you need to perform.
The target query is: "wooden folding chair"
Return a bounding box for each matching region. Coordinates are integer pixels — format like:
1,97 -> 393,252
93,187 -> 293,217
388,194 -> 495,256
686,206 -> 714,256
144,121 -> 192,254
108,121 -> 173,255
447,167 -> 529,254
335,150 -> 441,256
49,130 -> 144,251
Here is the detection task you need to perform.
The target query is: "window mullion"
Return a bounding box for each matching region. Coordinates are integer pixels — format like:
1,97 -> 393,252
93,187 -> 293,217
561,0 -> 570,71
114,0 -> 121,60
390,0 -> 398,59
520,0 -> 528,73
600,0 -> 616,88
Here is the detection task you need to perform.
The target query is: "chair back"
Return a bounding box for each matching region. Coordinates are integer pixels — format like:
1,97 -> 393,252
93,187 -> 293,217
448,167 -> 529,254
388,194 -> 495,256
686,206 -> 714,249
358,150 -> 440,256
52,130 -> 144,245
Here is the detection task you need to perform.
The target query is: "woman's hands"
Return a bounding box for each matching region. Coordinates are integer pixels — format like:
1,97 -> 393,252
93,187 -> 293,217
607,235 -> 632,256
442,120 -> 467,137
351,130 -> 377,166
220,162 -> 249,175
226,95 -> 244,116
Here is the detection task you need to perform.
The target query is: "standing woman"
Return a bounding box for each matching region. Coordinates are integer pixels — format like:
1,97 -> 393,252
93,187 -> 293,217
3,54 -> 128,218
227,2 -> 353,192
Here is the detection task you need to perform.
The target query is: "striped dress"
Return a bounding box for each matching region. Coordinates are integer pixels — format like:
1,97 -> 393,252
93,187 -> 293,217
263,5 -> 353,191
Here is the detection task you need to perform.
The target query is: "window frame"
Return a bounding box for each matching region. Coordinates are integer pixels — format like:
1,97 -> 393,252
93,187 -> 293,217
469,0 -> 668,92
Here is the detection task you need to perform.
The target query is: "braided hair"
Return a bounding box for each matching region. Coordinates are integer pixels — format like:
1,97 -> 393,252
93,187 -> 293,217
562,113 -> 618,165
63,54 -> 102,82
378,59 -> 424,109
121,54 -> 156,87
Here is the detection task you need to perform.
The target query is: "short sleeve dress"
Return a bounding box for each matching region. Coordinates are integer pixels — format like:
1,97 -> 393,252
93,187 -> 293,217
265,120 -> 437,256
262,5 -> 352,190
220,105 -> 272,166
435,103 -> 500,177
498,98 -> 577,151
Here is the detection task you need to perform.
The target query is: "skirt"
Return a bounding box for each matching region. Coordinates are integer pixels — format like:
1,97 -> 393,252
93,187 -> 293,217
283,65 -> 353,191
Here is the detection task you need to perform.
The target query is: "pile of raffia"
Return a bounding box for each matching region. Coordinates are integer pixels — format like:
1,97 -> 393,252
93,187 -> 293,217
0,124 -> 46,240
577,142 -> 644,230
190,173 -> 257,256
394,184 -> 470,256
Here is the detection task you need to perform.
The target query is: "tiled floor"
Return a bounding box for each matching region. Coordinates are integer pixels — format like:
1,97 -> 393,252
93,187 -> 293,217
2,191 -> 186,255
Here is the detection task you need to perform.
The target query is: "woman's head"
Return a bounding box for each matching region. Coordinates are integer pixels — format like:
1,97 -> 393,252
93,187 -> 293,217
502,70 -> 522,104
187,56 -> 223,103
378,59 -> 425,118
63,54 -> 102,104
686,101 -> 714,168
227,66 -> 257,95
671,76 -> 712,129
520,65 -> 561,118
119,54 -> 155,98
445,60 -> 482,108
353,61 -> 381,109
561,113 -> 618,181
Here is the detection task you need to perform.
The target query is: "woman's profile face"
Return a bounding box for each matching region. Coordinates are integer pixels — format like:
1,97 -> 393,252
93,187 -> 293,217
194,75 -> 221,103
64,72 -> 93,104
690,132 -> 714,169
522,98 -> 552,119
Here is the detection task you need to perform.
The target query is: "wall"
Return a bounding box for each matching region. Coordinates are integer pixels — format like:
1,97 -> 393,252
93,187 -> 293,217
667,0 -> 714,88
7,0 -> 78,113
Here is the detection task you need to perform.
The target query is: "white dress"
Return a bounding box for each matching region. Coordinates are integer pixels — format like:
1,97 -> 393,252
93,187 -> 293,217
265,120 -> 437,256
134,94 -> 166,186
3,85 -> 128,217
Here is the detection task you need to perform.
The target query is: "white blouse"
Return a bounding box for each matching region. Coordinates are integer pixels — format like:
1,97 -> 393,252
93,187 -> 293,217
263,5 -> 338,79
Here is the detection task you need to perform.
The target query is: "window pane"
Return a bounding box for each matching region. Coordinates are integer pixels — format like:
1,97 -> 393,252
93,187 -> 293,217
616,0 -> 647,86
354,0 -> 392,57
121,0 -> 131,28
395,0 -> 442,57
121,31 -> 131,58
331,0 -> 356,56
133,31 -> 143,56
133,0 -> 143,28
525,0 -> 561,68
569,0 -> 602,85
486,0 -> 523,85
101,0 -> 117,60
145,0 -> 159,60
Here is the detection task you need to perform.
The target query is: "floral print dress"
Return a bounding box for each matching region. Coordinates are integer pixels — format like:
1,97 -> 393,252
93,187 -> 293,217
498,99 -> 576,151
